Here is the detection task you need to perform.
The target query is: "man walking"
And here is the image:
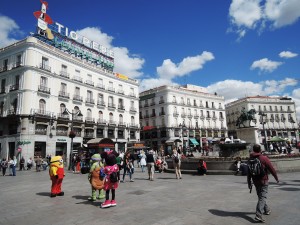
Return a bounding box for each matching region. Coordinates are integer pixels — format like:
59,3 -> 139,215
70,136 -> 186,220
247,144 -> 279,223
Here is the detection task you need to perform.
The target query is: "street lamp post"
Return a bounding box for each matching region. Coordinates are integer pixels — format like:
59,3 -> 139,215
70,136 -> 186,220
63,108 -> 83,170
259,111 -> 269,152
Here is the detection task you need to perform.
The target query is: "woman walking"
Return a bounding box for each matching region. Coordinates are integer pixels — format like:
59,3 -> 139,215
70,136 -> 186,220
139,150 -> 147,172
121,152 -> 134,182
1,158 -> 8,176
172,149 -> 182,179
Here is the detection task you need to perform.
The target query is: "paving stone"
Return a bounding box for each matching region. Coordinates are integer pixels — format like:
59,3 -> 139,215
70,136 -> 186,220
0,168 -> 299,225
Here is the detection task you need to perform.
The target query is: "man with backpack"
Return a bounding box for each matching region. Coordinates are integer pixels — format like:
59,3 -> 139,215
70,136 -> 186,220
247,144 -> 279,223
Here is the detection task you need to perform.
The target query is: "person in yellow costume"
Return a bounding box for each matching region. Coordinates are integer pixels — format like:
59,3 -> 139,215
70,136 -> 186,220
49,156 -> 65,198
88,153 -> 105,201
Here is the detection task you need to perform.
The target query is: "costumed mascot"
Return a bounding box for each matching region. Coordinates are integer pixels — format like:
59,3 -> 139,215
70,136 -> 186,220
49,156 -> 65,197
88,153 -> 105,201
101,151 -> 119,208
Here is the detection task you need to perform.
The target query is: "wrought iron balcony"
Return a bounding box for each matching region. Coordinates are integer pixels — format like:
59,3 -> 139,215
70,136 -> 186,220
60,71 -> 70,78
58,91 -> 70,99
85,98 -> 95,105
85,117 -> 95,123
96,84 -> 105,90
107,87 -> 115,92
97,100 -> 105,107
73,76 -> 83,83
9,84 -> 19,92
108,103 -> 116,108
97,119 -> 107,124
85,80 -> 94,86
38,85 -> 50,94
39,63 -> 51,72
73,95 -> 83,102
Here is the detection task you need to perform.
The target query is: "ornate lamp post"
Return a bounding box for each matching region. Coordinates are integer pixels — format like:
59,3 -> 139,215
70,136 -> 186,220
63,108 -> 83,170
259,111 -> 268,152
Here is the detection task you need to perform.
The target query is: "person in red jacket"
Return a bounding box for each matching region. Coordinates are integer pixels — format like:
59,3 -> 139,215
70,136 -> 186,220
247,144 -> 279,223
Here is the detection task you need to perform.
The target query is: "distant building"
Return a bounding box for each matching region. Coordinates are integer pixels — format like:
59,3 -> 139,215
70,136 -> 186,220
139,84 -> 227,154
226,96 -> 299,145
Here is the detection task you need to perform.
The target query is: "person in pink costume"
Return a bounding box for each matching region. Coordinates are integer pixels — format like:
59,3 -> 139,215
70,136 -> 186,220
101,151 -> 119,208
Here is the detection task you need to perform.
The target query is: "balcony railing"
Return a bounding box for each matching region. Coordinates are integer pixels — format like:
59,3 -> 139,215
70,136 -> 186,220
150,102 -> 155,106
96,84 -> 105,90
97,100 -> 105,107
85,80 -> 94,86
60,71 -> 70,78
118,105 -> 125,110
159,112 -> 165,116
129,123 -> 139,128
107,87 -> 115,92
57,113 -> 69,120
85,98 -> 95,105
73,95 -> 83,102
108,120 -> 116,125
108,103 -> 116,108
32,109 -> 52,117
84,133 -> 94,138
38,85 -> 50,94
73,76 -> 83,83
117,89 -> 124,94
118,121 -> 126,127
130,107 -> 137,112
129,93 -> 136,98
159,100 -> 165,104
56,130 -> 68,136
173,112 -> 179,117
0,66 -> 8,72
151,113 -> 156,117
97,119 -> 107,124
85,117 -> 95,123
35,129 -> 47,135
194,114 -> 199,118
58,91 -> 70,99
73,115 -> 83,122
9,84 -> 19,92
39,63 -> 51,72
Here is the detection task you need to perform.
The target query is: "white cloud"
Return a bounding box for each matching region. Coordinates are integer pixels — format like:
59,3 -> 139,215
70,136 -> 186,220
77,27 -> 145,78
265,0 -> 300,28
157,51 -> 214,79
229,0 -> 300,38
250,58 -> 283,72
207,78 -> 300,121
279,51 -> 298,58
229,0 -> 262,28
0,15 -> 20,47
139,78 -> 177,92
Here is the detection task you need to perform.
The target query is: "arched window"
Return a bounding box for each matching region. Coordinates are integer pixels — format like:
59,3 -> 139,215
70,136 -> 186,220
39,99 -> 46,113
87,108 -> 92,118
109,112 -> 114,122
119,114 -> 123,124
98,111 -> 103,119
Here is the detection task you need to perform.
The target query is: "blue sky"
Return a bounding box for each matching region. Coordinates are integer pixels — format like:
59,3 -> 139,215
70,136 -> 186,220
1,0 -> 300,120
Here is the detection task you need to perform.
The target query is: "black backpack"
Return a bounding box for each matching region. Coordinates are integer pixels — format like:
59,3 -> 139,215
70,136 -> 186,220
174,155 -> 179,163
110,172 -> 118,183
247,157 -> 265,177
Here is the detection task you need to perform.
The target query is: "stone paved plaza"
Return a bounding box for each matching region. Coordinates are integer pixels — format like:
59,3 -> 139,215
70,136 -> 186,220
0,167 -> 299,225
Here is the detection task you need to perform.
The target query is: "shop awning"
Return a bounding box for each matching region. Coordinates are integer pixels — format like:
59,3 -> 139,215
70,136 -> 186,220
165,138 -> 182,143
189,138 -> 199,145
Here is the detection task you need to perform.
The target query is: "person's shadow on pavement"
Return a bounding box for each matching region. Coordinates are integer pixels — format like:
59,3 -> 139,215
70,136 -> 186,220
209,209 -> 255,223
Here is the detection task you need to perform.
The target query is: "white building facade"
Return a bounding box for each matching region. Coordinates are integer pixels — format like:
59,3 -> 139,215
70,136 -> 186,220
226,96 -> 299,145
139,84 -> 227,154
0,36 -> 139,163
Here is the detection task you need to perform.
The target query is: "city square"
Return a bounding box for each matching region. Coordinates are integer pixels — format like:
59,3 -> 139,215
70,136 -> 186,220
0,168 -> 300,225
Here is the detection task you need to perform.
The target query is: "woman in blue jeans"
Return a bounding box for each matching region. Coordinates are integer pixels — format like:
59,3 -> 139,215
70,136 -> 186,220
121,152 -> 134,182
